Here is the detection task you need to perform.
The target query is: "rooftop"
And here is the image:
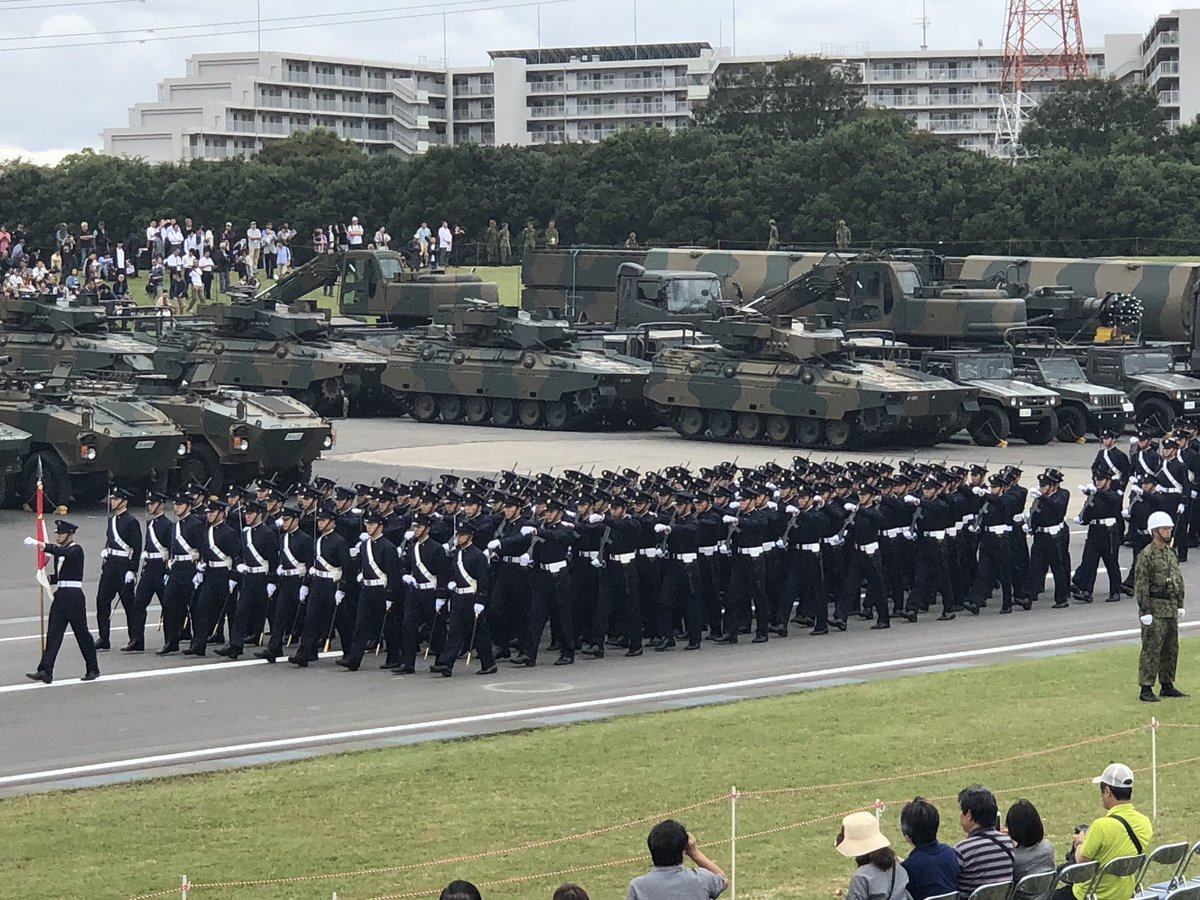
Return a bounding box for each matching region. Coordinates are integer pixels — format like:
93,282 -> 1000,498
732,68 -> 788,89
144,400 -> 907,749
488,42 -> 712,65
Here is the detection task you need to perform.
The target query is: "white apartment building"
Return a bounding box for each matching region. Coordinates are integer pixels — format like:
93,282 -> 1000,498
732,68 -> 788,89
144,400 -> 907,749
102,9 -> 1200,163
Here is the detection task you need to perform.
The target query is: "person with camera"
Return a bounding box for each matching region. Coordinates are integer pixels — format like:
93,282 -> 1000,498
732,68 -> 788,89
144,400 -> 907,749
627,819 -> 726,899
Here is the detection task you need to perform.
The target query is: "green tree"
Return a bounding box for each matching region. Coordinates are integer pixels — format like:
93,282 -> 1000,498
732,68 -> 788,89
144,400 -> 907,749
693,55 -> 866,141
1020,77 -> 1168,156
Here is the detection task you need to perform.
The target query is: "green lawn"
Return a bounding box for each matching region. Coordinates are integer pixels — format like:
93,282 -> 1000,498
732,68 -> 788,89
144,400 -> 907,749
2,640 -> 1197,900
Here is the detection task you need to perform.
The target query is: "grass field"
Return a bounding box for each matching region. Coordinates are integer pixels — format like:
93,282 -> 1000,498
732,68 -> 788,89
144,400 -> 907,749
2,639 -> 1198,900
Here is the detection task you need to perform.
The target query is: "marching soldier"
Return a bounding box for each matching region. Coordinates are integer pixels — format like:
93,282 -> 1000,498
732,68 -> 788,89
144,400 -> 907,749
257,507 -> 313,663
185,500 -> 241,657
594,493 -> 643,656
94,486 -> 142,651
25,520 -> 100,684
1157,436 -> 1192,561
846,484 -> 888,628
1136,511 -> 1188,702
158,493 -> 205,655
1023,471 -> 1070,608
431,521 -> 496,677
218,500 -> 278,660
516,498 -> 576,666
333,486 -> 364,658
395,512 -> 447,674
656,491 -> 704,651
1070,469 -> 1123,604
129,491 -> 172,652
1005,467 -> 1031,598
1094,429 -> 1132,491
721,483 -> 771,643
908,479 -> 955,621
289,502 -> 348,667
1123,472 -> 1165,595
485,495 -> 533,660
967,474 -> 1022,612
339,508 -> 401,671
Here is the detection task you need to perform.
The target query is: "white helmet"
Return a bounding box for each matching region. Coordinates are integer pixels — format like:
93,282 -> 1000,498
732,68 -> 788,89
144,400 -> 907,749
1148,511 -> 1174,532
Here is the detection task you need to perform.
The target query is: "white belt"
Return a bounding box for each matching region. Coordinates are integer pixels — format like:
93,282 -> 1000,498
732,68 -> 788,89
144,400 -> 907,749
278,566 -> 305,576
501,556 -> 525,564
243,565 -> 269,574
577,550 -> 600,559
857,542 -> 879,555
411,581 -> 436,590
637,548 -> 657,557
760,541 -> 775,552
1093,518 -> 1118,527
739,547 -> 763,557
312,568 -> 342,579
672,553 -> 698,563
105,549 -> 132,558
146,551 -> 168,562
1037,523 -> 1065,534
801,542 -> 820,552
206,560 -> 232,569
986,525 -> 1011,535
56,580 -> 84,589
698,546 -> 718,556
946,527 -> 959,537
883,528 -> 905,538
539,560 -> 568,573
923,530 -> 946,540
822,536 -> 840,545
173,554 -> 198,563
610,552 -> 635,564
1160,488 -> 1181,494
362,577 -> 388,587
453,586 -> 477,595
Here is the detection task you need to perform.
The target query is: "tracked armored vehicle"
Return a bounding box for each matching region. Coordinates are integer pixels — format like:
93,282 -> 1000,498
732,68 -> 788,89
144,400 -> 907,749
645,316 -> 976,449
0,296 -> 157,373
0,422 -> 32,504
382,302 -> 653,430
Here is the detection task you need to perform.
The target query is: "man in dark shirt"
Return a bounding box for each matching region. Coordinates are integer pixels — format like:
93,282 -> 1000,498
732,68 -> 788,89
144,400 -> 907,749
899,797 -> 960,900
26,520 -> 100,683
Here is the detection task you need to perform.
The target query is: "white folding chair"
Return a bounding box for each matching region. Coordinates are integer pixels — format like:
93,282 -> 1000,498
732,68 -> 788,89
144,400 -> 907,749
1134,842 -> 1191,899
968,882 -> 1015,900
1010,871 -> 1056,900
1042,861 -> 1100,900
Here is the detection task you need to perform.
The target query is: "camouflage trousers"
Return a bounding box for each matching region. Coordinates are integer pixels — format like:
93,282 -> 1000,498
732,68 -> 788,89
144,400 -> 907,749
1138,617 -> 1179,687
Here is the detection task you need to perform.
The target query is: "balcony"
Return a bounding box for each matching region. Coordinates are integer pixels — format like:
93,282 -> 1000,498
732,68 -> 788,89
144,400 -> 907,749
872,94 -> 919,108
283,69 -> 310,84
257,95 -> 285,109
529,130 -> 566,144
531,81 -> 566,93
455,107 -> 495,121
454,82 -> 494,96
530,105 -> 566,118
287,97 -> 311,110
314,72 -> 338,86
1150,60 -> 1181,82
1159,89 -> 1182,105
314,99 -> 337,112
228,120 -> 256,133
259,121 -> 286,135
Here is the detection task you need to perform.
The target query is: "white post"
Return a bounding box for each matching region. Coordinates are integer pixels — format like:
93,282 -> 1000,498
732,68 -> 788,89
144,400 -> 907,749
730,786 -> 738,900
181,875 -> 189,900
1151,717 -> 1159,820
875,799 -> 885,825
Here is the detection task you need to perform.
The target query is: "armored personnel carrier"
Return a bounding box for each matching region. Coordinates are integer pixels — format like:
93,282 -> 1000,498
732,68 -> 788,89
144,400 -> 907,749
0,296 -> 157,373
382,302 -> 653,430
0,422 -> 32,505
645,316 -> 975,449
127,296 -> 388,416
0,368 -> 187,507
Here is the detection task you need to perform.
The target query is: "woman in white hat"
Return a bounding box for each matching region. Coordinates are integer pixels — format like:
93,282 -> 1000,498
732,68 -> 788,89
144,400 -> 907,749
836,811 -> 912,900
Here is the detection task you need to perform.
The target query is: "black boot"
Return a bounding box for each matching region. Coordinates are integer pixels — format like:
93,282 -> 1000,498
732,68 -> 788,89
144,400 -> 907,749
1139,685 -> 1160,703
1161,683 -> 1190,699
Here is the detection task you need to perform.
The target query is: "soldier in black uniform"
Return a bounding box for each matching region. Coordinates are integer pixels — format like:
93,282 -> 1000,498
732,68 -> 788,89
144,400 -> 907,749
25,520 -> 100,683
1122,472 -> 1166,594
290,502 -> 348,667
967,475 -> 1023,612
1130,431 -> 1162,486
1070,469 -> 1124,604
721,483 -> 772,643
339,508 -> 401,671
846,484 -> 888,628
257,507 -> 313,662
1004,467 -> 1031,601
570,494 -> 604,652
595,494 -> 643,656
782,485 -> 827,634
432,521 -> 497,677
878,478 -> 911,614
516,498 -> 576,666
94,486 -> 143,650
655,491 -> 704,650
1023,471 -> 1071,608
129,491 -> 172,652
185,500 -> 242,656
485,496 -> 533,660
1157,436 -> 1192,561
218,501 -> 278,660
395,513 -> 447,673
1094,429 -> 1132,491
908,479 -> 956,621
694,491 -> 726,637
157,493 -> 206,655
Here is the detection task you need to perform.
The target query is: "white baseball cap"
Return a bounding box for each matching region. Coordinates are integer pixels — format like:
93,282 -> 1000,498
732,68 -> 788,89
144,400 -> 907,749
1093,762 -> 1134,788
1148,511 -> 1174,531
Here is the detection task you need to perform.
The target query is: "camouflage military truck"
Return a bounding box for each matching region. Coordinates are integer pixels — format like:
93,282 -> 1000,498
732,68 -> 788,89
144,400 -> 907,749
919,350 -> 1062,447
382,301 -> 653,430
243,249 -> 500,327
0,369 -> 187,507
131,372 -> 333,493
0,421 -> 32,506
645,316 -> 975,449
1068,344 -> 1200,431
0,296 -> 157,373
129,297 -> 388,416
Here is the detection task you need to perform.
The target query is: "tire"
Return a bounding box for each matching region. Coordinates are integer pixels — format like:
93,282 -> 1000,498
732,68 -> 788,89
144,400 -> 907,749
1136,396 -> 1175,433
464,397 -> 490,424
736,412 -> 763,442
19,451 -> 71,509
708,410 -> 735,440
544,400 -> 570,430
968,405 -> 1010,447
824,418 -> 852,449
765,415 -> 792,444
491,399 -> 516,426
438,395 -> 464,423
517,400 -> 544,428
410,393 -> 439,423
1055,405 -> 1089,443
176,441 -> 224,494
675,408 -> 706,438
1020,409 -> 1058,446
795,417 -> 822,447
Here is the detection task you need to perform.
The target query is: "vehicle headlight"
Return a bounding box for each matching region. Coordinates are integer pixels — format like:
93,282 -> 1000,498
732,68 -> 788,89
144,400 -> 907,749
176,443 -> 188,457
1050,396 -> 1058,405
1090,396 -> 1099,405
232,436 -> 250,452
1009,398 -> 1018,407
323,434 -> 334,450
1175,391 -> 1184,400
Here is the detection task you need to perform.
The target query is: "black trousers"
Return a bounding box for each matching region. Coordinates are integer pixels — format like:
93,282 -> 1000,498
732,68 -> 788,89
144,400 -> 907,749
597,561 -> 641,649
635,555 -> 661,639
1010,531 -> 1030,596
161,564 -> 195,648
399,586 -> 441,668
569,559 -> 599,646
1073,527 -> 1121,596
846,546 -> 887,624
911,537 -> 954,615
658,560 -> 703,645
969,533 -> 1012,608
1026,531 -> 1068,602
297,579 -> 337,659
37,588 -> 99,677
880,537 -> 906,609
265,578 -> 305,657
526,567 -> 574,661
436,595 -> 494,671
190,571 -> 232,651
489,564 -> 530,652
230,573 -> 269,651
346,586 -> 388,667
789,548 -> 825,627
727,551 -> 769,638
699,554 -> 724,633
131,561 -> 167,648
95,559 -> 134,643
1123,532 -> 1152,589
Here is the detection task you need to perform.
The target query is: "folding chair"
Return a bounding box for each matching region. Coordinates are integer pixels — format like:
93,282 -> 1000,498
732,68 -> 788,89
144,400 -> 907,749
1010,871 -> 1056,900
925,894 -> 958,900
1087,854 -> 1147,900
1134,843 -> 1191,899
1042,861 -> 1099,900
1166,886 -> 1200,900
968,883 -> 1015,900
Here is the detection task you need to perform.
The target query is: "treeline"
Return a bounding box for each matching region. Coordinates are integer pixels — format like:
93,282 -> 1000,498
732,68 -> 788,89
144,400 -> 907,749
6,111 -> 1200,258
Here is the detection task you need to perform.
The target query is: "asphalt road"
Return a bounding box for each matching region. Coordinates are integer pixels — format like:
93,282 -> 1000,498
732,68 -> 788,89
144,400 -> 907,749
0,421 -> 1194,797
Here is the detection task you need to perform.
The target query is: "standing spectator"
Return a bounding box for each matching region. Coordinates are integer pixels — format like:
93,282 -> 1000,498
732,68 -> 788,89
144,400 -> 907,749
95,221 -> 109,256
313,227 -> 328,256
222,222 -> 235,248
427,234 -> 439,270
438,221 -> 453,266
438,882 -> 482,900
246,221 -> 262,271
626,231 -> 639,249
55,222 -> 70,251
1005,800 -> 1055,897
900,797 -> 959,900
0,224 -> 10,258
113,241 -> 127,280
452,223 -> 466,265
186,262 -> 204,312
145,219 -> 159,258
484,219 -> 498,264
165,219 -> 184,254
275,240 -> 292,279
147,256 -> 165,303
955,785 -> 1014,898
835,811 -> 911,900
169,266 -> 187,314
374,224 -> 392,249
199,248 -> 215,300
215,241 -> 232,294
77,221 -> 95,266
262,223 -> 277,280
1055,763 -> 1153,900
333,222 -> 349,251
347,216 -> 364,247
522,220 -> 538,257
60,233 -> 76,270
626,819 -> 726,899
184,224 -> 204,260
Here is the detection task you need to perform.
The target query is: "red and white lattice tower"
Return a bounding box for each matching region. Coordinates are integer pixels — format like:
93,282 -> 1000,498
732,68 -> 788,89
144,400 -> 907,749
994,0 -> 1089,158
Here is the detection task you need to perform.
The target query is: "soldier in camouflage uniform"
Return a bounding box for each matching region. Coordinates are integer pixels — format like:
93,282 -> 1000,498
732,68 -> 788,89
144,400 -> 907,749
484,220 -> 499,265
545,219 -> 559,249
766,219 -> 780,251
835,219 -> 852,250
521,222 -> 538,258
499,223 -> 512,265
1135,511 -> 1188,702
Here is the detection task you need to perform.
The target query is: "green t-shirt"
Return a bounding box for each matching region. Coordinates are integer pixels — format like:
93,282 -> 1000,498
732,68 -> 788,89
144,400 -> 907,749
1073,803 -> 1153,900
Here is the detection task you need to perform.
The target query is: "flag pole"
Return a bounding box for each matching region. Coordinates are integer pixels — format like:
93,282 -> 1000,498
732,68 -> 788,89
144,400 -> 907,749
36,456 -> 46,652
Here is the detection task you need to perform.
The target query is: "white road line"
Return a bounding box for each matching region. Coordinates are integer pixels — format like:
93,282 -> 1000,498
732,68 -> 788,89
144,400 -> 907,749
2,623 -> 1196,787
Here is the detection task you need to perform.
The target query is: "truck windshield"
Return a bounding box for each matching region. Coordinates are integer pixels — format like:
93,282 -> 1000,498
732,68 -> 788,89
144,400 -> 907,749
668,278 -> 722,314
1037,358 -> 1085,381
895,270 -> 921,296
1122,352 -> 1173,375
377,257 -> 404,280
956,356 -> 1013,380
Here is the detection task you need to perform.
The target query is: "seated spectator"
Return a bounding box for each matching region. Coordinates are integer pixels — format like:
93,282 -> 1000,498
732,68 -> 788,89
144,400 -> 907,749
112,273 -> 129,299
1006,799 -> 1054,895
900,796 -> 959,900
627,819 -> 726,899
1055,763 -> 1152,900
439,881 -> 482,900
836,811 -> 911,900
553,886 -> 589,900
955,785 -> 1014,898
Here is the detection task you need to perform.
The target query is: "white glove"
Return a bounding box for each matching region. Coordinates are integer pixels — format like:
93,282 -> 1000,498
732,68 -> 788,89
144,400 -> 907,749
904,528 -> 917,541
356,572 -> 364,583
163,574 -> 170,586
1140,613 -> 1154,626
831,535 -> 844,546
1122,509 -> 1132,520
520,525 -> 536,536
588,513 -> 604,524
335,590 -> 345,604
487,539 -> 501,550
767,482 -> 778,491
299,585 -> 309,600
228,579 -> 238,593
904,495 -> 920,506
23,536 -> 39,546
359,532 -> 368,542
1130,436 -> 1139,446
274,517 -> 284,529
349,546 -> 360,558
843,502 -> 856,512
435,598 -> 446,611
718,541 -> 730,555
197,562 -> 207,572
813,496 -> 825,508
1131,484 -> 1144,495
192,573 -> 203,587
473,603 -> 484,616
767,501 -> 778,510
266,584 -> 276,598
236,563 -> 248,574
447,581 -> 457,591
100,548 -> 111,559
125,571 -> 135,584
517,553 -> 532,567
730,501 -> 741,511
385,600 -> 393,611
591,557 -> 603,568
308,566 -> 318,576
1179,504 -> 1187,515
1073,516 -> 1083,525
442,543 -> 453,554
972,486 -> 987,496
775,538 -> 785,548
722,515 -> 738,525
655,548 -> 665,558
1023,524 -> 1032,535
785,505 -> 799,515
1178,608 -> 1185,618
404,530 -> 414,541
1078,484 -> 1095,495
402,574 -> 416,586
654,523 -> 668,533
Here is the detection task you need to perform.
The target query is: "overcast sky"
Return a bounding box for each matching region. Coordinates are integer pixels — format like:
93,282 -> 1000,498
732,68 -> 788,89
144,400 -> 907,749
0,0 -> 1159,161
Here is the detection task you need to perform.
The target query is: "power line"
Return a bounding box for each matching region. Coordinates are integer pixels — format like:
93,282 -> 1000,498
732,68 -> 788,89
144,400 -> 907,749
0,0 -> 140,10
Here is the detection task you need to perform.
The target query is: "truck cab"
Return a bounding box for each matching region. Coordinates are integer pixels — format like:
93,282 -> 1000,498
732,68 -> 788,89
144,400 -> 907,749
613,263 -> 731,328
1081,345 -> 1200,431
